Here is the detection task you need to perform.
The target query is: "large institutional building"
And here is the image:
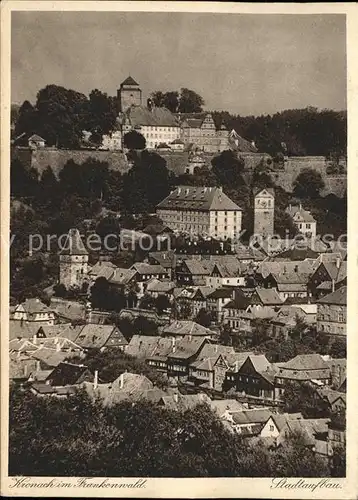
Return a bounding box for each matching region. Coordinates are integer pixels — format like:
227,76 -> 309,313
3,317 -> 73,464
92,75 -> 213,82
156,185 -> 242,240
104,77 -> 231,152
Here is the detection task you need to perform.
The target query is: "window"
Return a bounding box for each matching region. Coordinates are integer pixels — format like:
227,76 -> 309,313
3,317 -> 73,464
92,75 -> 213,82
269,425 -> 275,432
306,223 -> 311,229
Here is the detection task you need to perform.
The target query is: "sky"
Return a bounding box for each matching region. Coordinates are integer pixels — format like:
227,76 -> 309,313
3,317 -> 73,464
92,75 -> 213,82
11,12 -> 346,116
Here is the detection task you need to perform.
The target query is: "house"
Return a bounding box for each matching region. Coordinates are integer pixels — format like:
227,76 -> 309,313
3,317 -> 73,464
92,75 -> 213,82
222,289 -> 251,330
29,348 -> 74,370
145,278 -> 175,298
256,259 -> 316,281
174,286 -> 212,319
235,354 -> 278,400
179,112 -> 229,153
130,263 -> 169,296
74,324 -> 128,351
188,343 -> 237,390
270,246 -> 320,262
121,99 -> 181,150
34,323 -> 83,343
170,138 -> 185,151
83,372 -> 155,406
175,259 -> 211,286
286,204 -> 317,240
157,186 -> 242,240
162,320 -> 216,340
10,354 -> 39,383
107,268 -> 138,292
210,399 -> 246,419
262,267 -> 312,301
87,261 -> 117,284
125,335 -> 173,362
226,408 -> 273,436
148,250 -> 176,279
316,286 -> 346,337
28,134 -> 45,149
49,297 -> 87,323
274,354 -> 331,399
260,413 -> 304,442
316,388 -> 346,412
250,287 -> 283,308
205,261 -> 244,288
308,259 -> 347,300
158,392 -> 211,411
101,130 -> 122,151
45,361 -> 94,386
223,352 -> 254,391
13,299 -> 56,325
270,305 -> 313,339
167,336 -> 208,378
9,319 -> 43,340
206,287 -> 233,323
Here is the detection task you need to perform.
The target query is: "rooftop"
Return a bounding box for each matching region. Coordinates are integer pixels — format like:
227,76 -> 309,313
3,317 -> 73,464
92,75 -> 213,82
157,186 -> 242,212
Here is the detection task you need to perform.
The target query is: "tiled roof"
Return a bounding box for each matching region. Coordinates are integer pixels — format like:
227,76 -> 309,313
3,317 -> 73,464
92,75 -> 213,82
146,279 -> 175,293
121,76 -> 139,86
29,134 -> 45,141
125,335 -> 173,359
15,298 -> 54,315
149,250 -> 176,268
157,186 -> 242,212
273,247 -> 320,261
181,259 -> 211,276
131,263 -> 167,275
30,348 -> 70,368
9,320 -> 41,340
108,268 -> 137,286
160,393 -> 211,411
47,362 -> 92,386
75,324 -> 127,349
258,260 -> 316,279
50,298 -> 86,322
254,287 -> 283,306
168,336 -> 207,359
210,399 -> 245,415
281,354 -> 329,371
223,290 -> 250,310
317,387 -> 346,406
88,261 -> 117,279
59,228 -> 88,256
207,287 -> 233,299
286,205 -> 316,223
231,409 -> 272,425
125,105 -> 179,127
36,324 -> 83,342
317,286 -> 347,306
163,320 -> 214,338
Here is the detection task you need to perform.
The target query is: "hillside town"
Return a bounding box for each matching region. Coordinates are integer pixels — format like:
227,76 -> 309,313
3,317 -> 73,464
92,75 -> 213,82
9,66 -> 347,478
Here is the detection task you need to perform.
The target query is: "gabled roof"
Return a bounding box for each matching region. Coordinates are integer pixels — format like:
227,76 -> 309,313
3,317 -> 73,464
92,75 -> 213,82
126,335 -> 173,359
149,250 -> 176,268
286,205 -> 316,223
210,399 -> 245,415
108,268 -> 137,286
231,408 -> 272,425
59,228 -> 88,256
9,320 -> 42,340
280,354 -> 329,371
160,393 -> 211,411
30,347 -> 70,368
229,129 -> 258,153
163,320 -> 214,338
207,287 -> 233,300
125,105 -> 179,128
157,186 -> 242,212
88,261 -> 117,279
253,287 -> 283,306
75,324 -> 127,349
146,278 -> 175,293
168,336 -> 207,359
28,134 -> 45,142
223,290 -> 250,310
181,259 -> 211,276
46,362 -> 92,386
253,188 -> 275,198
317,286 -> 347,306
121,76 -> 139,86
14,298 -> 54,315
131,263 -> 166,275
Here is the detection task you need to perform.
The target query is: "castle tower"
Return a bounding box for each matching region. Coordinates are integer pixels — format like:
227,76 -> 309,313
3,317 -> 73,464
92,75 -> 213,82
59,228 -> 89,289
253,188 -> 275,237
117,76 -> 142,113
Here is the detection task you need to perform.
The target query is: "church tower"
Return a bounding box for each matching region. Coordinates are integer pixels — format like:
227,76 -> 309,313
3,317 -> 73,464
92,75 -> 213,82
254,188 -> 275,237
59,228 -> 89,289
117,76 -> 142,113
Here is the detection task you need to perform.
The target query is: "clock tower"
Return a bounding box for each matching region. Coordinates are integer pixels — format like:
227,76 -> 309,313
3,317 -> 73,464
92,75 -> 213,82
254,188 -> 275,237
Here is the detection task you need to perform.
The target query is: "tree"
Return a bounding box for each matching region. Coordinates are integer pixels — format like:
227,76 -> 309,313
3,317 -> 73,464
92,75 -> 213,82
219,324 -> 232,346
211,150 -> 245,190
330,445 -> 346,477
123,130 -> 146,150
162,91 -> 180,113
85,89 -> 117,144
90,277 -> 110,309
155,295 -> 171,315
195,308 -> 212,328
178,88 -> 205,113
293,168 -> 325,199
14,100 -> 38,139
252,161 -> 274,190
151,91 -> 165,107
274,208 -> 299,238
329,338 -> 347,358
282,381 -> 329,418
139,293 -> 155,310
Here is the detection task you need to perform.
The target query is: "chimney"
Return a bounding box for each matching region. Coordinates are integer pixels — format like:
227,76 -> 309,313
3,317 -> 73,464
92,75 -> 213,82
56,341 -> 61,352
32,334 -> 37,345
294,265 -> 298,272
332,279 -> 336,293
336,257 -> 341,269
24,364 -> 28,377
120,373 -> 124,389
94,370 -> 98,390
215,344 -> 218,353
173,393 -> 179,403
299,203 -> 302,210
36,360 -> 40,372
